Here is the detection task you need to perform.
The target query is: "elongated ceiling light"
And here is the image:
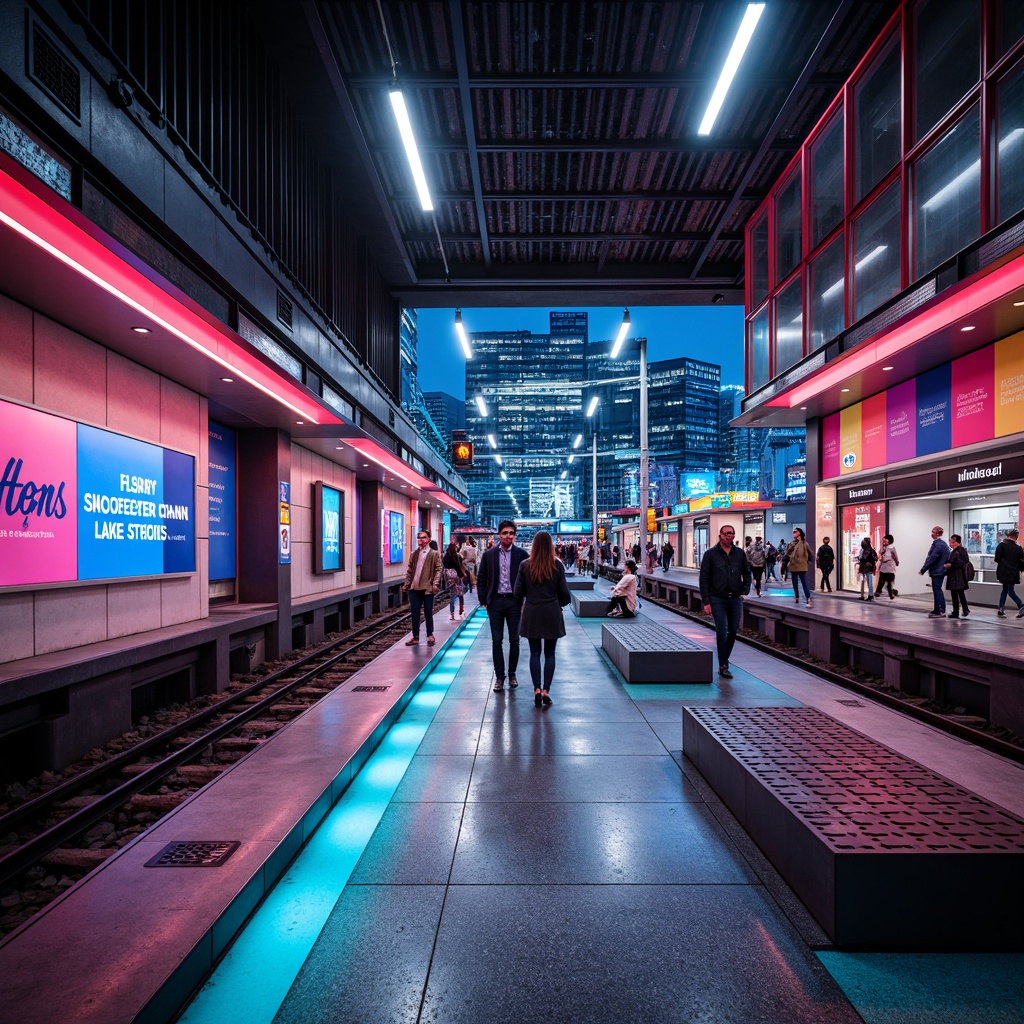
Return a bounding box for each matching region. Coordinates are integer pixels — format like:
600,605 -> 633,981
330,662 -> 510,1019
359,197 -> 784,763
697,4 -> 765,136
573,433 -> 583,448
610,308 -> 631,358
586,395 -> 600,417
455,308 -> 472,358
475,395 -> 489,417
389,88 -> 433,211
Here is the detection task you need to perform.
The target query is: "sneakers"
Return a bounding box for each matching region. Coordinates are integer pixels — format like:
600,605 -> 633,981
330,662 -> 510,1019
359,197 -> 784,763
1018,607 -> 1024,618
805,600 -> 812,608
962,610 -> 970,618
997,609 -> 1006,616
927,611 -> 943,617
947,612 -> 959,618
718,665 -> 733,679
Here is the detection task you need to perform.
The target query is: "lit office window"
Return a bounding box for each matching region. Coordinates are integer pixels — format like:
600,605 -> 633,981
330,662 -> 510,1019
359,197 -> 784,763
751,213 -> 769,302
775,273 -> 804,375
854,36 -> 900,203
811,112 -> 844,248
998,0 -> 1024,58
810,234 -> 845,351
853,179 -> 900,320
775,170 -> 802,282
914,0 -> 979,143
750,306 -> 769,390
913,105 -> 981,278
997,61 -> 1024,226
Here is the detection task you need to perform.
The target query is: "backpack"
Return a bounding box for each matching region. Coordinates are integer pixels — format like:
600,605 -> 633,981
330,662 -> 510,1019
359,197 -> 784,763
965,560 -> 975,581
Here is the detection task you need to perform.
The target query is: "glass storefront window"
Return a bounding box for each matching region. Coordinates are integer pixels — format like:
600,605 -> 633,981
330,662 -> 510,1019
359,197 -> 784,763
914,105 -> 981,278
914,0 -> 979,143
749,306 -> 769,391
840,502 -> 887,591
855,36 -> 900,203
776,170 -> 802,282
998,0 -> 1024,59
853,179 -> 900,321
751,213 -> 769,304
997,61 -> 1024,226
811,112 -> 844,248
775,273 -> 804,375
952,497 -> 1021,584
809,234 -> 845,351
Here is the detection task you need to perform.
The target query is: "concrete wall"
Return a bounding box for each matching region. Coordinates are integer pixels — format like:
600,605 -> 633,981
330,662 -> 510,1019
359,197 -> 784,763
0,292 -> 207,665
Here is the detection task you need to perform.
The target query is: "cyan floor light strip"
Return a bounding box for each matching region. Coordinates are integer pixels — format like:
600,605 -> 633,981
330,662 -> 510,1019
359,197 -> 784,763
178,613 -> 483,1024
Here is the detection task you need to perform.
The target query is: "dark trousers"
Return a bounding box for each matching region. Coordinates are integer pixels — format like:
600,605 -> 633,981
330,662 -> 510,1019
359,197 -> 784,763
950,588 -> 969,616
606,596 -> 635,617
528,637 -> 558,690
930,574 -> 946,612
709,595 -> 742,669
487,594 -> 521,679
999,583 -> 1023,610
819,569 -> 832,591
875,572 -> 896,598
408,588 -> 435,639
750,566 -> 764,594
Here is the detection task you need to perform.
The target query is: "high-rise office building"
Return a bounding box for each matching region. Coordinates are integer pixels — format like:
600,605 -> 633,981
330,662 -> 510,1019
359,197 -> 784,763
423,391 -> 466,445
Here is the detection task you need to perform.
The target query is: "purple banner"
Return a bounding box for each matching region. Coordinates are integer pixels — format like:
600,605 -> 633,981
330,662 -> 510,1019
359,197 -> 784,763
886,379 -> 917,463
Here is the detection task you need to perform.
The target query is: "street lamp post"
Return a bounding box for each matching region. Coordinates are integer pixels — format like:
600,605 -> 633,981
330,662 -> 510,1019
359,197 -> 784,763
639,336 -> 649,559
592,432 -> 599,578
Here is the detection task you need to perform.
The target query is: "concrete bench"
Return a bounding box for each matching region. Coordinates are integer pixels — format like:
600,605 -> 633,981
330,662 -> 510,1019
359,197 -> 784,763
602,620 -> 713,683
565,577 -> 596,591
570,590 -> 611,617
682,706 -> 1024,948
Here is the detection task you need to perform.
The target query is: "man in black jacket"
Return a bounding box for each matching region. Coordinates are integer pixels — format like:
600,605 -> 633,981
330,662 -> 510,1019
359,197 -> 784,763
476,519 -> 529,691
699,525 -> 751,679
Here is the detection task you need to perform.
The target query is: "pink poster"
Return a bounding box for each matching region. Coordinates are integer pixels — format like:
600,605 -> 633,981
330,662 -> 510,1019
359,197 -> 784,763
860,393 -> 887,470
0,402 -> 78,585
822,413 -> 840,479
886,379 -> 917,463
951,346 -> 995,448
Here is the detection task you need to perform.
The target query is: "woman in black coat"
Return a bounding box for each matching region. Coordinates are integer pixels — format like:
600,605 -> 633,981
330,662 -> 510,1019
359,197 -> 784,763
994,527 -> 1024,617
943,533 -> 972,618
514,530 -> 571,707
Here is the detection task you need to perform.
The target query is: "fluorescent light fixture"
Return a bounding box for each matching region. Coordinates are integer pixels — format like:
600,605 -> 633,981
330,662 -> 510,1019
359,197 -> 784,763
389,88 -> 433,211
573,433 -> 583,448
475,395 -> 489,417
506,485 -> 512,492
494,453 -> 502,465
560,470 -> 568,480
454,309 -> 472,359
922,129 -> 1024,212
821,245 -> 888,301
610,308 -> 631,358
567,454 -> 575,464
697,4 -> 765,136
585,395 -> 600,417
487,433 -> 497,448
500,471 -> 507,480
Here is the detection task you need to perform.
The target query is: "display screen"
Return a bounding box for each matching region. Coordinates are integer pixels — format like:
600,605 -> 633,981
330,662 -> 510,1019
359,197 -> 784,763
208,422 -> 236,580
314,482 -> 343,573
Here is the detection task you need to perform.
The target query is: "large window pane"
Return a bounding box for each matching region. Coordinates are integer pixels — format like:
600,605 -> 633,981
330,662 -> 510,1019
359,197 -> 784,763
997,61 -> 1024,226
775,273 -> 804,375
810,234 -> 845,351
998,0 -> 1024,59
776,171 -> 802,282
750,307 -> 769,391
811,112 -> 844,248
914,105 -> 981,278
915,0 -> 979,142
855,37 -> 900,203
751,214 -> 769,304
853,180 -> 900,321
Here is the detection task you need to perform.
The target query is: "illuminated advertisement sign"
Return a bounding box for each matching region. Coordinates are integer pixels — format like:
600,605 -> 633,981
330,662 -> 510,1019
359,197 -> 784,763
387,510 -> 405,563
279,482 -> 291,565
785,464 -> 807,501
681,472 -> 716,498
208,422 -> 236,581
314,482 -> 343,573
0,400 -> 195,587
555,519 -> 592,534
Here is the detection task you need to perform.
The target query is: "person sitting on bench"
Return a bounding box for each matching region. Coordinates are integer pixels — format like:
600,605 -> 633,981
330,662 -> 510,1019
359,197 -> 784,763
606,560 -> 639,618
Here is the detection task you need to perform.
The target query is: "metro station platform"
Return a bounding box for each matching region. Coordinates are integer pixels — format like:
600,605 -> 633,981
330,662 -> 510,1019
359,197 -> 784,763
2,589 -> 1023,1024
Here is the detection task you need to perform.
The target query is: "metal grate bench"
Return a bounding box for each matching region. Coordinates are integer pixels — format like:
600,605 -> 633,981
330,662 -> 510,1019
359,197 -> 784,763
683,706 -> 1024,948
565,577 -> 596,591
602,620 -> 713,683
570,590 -> 612,617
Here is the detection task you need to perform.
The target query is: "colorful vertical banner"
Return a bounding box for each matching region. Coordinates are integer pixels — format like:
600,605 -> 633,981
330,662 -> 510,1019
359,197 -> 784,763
839,405 -> 862,475
208,422 -> 237,581
821,413 -> 841,479
995,330 -> 1024,437
916,363 -> 952,455
279,481 -> 291,564
860,392 -> 887,470
0,402 -> 77,585
886,379 -> 917,463
951,346 -> 994,448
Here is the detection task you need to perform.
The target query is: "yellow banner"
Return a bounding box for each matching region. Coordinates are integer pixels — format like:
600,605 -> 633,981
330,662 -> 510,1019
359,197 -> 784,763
995,330 -> 1024,437
839,404 -> 863,475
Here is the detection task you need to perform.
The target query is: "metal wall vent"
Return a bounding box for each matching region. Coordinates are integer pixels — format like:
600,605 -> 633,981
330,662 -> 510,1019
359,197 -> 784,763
29,22 -> 81,123
145,840 -> 240,867
352,685 -> 390,692
277,290 -> 293,330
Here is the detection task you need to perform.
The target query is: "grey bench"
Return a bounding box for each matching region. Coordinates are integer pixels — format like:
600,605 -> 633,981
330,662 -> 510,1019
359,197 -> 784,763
565,577 -> 596,591
602,620 -> 713,683
682,706 -> 1024,948
571,590 -> 612,616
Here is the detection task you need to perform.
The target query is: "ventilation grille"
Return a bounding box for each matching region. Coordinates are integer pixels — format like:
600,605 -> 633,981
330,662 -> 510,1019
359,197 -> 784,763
145,840 -> 240,867
29,22 -> 81,123
277,290 -> 293,330
352,685 -> 390,692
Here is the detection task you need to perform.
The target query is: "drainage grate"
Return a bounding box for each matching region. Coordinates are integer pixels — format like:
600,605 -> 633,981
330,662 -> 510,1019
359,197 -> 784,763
352,685 -> 390,692
145,840 -> 240,868
835,699 -> 865,707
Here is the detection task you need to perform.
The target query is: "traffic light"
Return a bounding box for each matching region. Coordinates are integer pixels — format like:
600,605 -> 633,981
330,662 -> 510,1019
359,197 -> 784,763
452,438 -> 474,469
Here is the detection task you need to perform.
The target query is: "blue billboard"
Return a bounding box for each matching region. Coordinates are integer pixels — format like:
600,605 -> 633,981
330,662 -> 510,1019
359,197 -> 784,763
208,422 -> 236,580
315,482 -> 342,573
387,510 -> 405,563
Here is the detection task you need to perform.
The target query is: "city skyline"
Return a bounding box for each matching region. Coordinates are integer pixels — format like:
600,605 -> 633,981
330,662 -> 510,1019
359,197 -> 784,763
414,305 -> 745,399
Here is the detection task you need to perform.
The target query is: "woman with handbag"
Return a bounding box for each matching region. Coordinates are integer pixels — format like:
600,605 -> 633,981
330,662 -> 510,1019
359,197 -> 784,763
442,540 -> 467,619
856,537 -> 878,601
513,530 -> 572,707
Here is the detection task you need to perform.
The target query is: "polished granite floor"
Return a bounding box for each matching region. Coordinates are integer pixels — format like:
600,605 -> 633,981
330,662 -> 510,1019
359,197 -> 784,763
255,603 -> 1023,1024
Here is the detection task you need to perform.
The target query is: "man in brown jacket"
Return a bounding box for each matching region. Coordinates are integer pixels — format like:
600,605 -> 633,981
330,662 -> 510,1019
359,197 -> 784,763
403,528 -> 442,646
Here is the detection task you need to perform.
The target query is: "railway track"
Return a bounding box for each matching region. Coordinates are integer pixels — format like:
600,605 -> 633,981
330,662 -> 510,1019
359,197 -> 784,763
0,605 -> 419,936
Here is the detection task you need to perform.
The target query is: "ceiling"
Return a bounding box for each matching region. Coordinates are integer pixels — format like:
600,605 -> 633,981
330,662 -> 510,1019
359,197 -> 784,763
288,0 -> 900,308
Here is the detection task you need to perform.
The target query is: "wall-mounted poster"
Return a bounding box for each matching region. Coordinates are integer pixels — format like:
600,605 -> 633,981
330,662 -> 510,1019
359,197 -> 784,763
279,481 -> 291,565
314,482 -> 343,573
388,510 -> 405,563
208,422 -> 236,581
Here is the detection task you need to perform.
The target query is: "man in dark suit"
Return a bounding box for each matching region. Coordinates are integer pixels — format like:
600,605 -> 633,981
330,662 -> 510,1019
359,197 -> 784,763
476,519 -> 528,691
